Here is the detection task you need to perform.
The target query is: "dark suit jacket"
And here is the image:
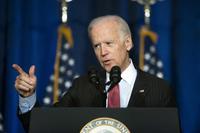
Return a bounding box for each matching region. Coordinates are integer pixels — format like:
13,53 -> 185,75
55,69 -> 176,107
19,69 -> 176,132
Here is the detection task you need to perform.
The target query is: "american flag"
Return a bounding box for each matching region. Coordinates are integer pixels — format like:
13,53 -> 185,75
43,25 -> 79,105
139,26 -> 164,79
143,37 -> 164,78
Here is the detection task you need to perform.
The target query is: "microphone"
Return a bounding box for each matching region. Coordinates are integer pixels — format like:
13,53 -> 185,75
88,67 -> 105,94
88,67 -> 100,85
107,66 -> 121,92
110,66 -> 121,84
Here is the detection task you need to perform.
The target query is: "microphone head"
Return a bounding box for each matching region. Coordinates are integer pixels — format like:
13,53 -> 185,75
88,67 -> 99,85
110,66 -> 121,84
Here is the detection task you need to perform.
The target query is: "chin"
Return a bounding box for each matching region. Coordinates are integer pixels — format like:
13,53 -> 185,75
104,65 -> 114,72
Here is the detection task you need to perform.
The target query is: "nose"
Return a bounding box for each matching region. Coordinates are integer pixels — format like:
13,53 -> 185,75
100,44 -> 108,56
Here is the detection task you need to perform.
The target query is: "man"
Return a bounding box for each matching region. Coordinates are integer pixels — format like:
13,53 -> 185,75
13,15 -> 176,132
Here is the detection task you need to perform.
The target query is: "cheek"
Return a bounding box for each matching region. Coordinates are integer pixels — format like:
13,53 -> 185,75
115,48 -> 127,61
94,49 -> 99,56
112,50 -> 122,62
94,50 -> 101,60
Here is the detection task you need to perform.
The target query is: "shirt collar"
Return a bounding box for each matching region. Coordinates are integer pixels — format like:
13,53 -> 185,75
106,59 -> 137,85
121,59 -> 137,85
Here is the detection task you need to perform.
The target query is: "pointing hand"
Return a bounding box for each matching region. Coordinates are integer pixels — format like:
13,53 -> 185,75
12,64 -> 37,97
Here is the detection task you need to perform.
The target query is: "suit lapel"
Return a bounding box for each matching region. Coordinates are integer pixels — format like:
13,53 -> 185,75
128,70 -> 148,107
98,68 -> 107,106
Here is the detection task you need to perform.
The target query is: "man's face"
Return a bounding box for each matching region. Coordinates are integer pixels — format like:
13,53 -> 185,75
90,21 -> 132,72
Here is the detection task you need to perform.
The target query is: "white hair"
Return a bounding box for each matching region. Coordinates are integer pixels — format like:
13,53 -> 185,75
88,15 -> 131,39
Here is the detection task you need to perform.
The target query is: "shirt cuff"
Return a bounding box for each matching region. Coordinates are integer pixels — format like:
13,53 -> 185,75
19,92 -> 36,114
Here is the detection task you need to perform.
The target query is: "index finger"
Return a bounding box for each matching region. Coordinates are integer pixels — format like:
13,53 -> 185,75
12,64 -> 26,75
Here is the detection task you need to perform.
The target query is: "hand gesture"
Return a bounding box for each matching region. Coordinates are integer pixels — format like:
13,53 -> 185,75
12,64 -> 37,97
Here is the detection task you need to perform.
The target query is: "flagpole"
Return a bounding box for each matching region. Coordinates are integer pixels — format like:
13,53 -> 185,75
53,0 -> 73,103
131,0 -> 162,70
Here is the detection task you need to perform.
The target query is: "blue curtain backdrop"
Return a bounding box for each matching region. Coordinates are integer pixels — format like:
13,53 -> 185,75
0,0 -> 200,133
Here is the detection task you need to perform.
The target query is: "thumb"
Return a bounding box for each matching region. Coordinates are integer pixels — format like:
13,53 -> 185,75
29,65 -> 36,78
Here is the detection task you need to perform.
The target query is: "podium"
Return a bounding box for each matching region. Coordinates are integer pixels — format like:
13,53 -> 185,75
29,107 -> 180,133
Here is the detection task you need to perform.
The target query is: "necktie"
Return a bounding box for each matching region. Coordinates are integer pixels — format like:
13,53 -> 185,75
108,84 -> 120,108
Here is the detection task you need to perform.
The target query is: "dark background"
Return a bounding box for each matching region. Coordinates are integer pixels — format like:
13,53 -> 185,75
0,0 -> 200,133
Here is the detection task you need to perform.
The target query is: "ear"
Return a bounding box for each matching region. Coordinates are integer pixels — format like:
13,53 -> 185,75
125,35 -> 133,51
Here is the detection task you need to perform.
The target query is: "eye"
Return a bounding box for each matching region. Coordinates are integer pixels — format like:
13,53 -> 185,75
106,41 -> 113,46
93,44 -> 100,49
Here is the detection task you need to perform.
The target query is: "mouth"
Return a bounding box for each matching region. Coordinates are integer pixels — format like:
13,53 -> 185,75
102,59 -> 111,65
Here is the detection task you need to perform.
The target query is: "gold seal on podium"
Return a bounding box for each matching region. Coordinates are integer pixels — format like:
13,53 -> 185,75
80,117 -> 130,133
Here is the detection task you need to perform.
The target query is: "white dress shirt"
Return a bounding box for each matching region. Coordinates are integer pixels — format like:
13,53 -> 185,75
105,59 -> 137,108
